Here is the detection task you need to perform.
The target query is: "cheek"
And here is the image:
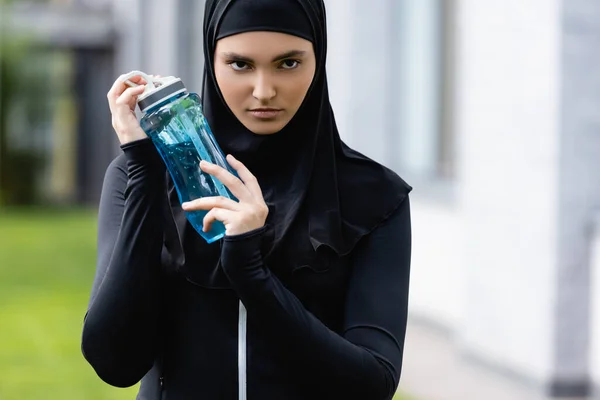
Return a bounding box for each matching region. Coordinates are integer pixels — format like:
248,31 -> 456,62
289,70 -> 315,106
215,67 -> 245,109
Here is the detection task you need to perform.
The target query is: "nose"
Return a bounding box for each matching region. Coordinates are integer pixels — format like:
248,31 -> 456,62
252,71 -> 276,103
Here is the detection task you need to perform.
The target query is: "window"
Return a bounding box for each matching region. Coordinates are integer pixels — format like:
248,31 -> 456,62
392,0 -> 455,181
177,0 -> 205,92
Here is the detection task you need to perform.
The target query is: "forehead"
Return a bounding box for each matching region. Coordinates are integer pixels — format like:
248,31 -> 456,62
215,31 -> 314,57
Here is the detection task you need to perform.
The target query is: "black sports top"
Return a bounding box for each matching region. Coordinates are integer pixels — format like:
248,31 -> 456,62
81,139 -> 412,400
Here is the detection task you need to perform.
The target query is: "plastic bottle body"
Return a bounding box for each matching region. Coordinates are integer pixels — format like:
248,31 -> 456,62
139,92 -> 234,243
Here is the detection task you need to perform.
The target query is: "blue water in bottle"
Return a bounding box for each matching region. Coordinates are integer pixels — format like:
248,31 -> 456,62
123,71 -> 235,243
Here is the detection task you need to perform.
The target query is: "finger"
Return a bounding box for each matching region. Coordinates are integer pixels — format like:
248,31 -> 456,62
181,196 -> 240,212
124,75 -> 147,84
115,86 -> 146,111
225,154 -> 264,199
107,79 -> 127,114
200,160 -> 252,202
109,83 -> 144,114
108,75 -> 145,102
202,207 -> 229,233
123,75 -> 148,88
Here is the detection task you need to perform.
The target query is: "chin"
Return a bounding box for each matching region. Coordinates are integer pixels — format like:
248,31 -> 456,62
245,120 -> 288,135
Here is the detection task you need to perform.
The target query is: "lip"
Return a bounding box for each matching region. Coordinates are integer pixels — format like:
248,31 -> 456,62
248,108 -> 282,119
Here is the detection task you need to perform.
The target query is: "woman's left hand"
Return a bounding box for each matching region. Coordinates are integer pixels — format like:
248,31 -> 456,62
181,155 -> 269,236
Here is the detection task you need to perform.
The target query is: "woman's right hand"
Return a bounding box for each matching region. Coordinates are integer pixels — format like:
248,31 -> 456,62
107,74 -> 149,145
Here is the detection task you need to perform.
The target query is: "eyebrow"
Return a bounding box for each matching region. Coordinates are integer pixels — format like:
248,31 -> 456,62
221,50 -> 307,63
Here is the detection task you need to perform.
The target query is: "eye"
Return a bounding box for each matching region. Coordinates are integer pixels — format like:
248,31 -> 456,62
280,59 -> 300,70
228,61 -> 251,71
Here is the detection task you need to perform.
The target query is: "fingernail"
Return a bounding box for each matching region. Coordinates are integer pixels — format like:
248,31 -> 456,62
181,202 -> 189,208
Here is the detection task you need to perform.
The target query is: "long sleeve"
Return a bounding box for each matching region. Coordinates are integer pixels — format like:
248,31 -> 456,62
220,197 -> 412,400
81,138 -> 167,388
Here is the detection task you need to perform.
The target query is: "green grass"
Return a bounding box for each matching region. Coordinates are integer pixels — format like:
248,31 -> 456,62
0,208 -> 415,400
395,392 -> 415,400
0,208 -> 139,399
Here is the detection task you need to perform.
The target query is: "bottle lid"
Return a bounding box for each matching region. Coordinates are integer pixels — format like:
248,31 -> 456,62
120,70 -> 188,113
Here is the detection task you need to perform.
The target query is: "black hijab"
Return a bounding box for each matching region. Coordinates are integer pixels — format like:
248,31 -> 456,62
199,0 -> 411,268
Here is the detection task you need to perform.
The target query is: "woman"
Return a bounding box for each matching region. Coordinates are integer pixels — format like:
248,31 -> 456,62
81,0 -> 413,399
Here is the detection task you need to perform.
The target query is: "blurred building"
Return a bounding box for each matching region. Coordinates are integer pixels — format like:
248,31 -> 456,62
341,0 -> 599,399
5,0 -> 600,399
5,0 -> 206,203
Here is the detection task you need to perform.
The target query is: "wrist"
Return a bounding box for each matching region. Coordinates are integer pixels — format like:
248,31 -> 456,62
221,225 -> 267,274
120,133 -> 149,145
224,225 -> 267,242
121,138 -> 164,173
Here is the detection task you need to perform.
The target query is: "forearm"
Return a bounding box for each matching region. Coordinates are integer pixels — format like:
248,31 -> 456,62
221,230 -> 397,399
82,139 -> 166,387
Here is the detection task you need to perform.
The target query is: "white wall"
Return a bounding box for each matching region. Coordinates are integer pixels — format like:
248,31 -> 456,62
326,0 -> 465,332
142,0 -> 179,75
591,217 -> 600,393
327,0 -> 562,387
325,0 -> 392,164
455,0 -> 561,385
408,198 -> 465,330
324,0 -> 353,144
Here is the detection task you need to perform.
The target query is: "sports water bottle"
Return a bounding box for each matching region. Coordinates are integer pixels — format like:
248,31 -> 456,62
121,70 -> 235,243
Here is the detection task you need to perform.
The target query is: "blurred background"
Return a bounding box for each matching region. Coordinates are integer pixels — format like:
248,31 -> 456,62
1,0 -> 599,399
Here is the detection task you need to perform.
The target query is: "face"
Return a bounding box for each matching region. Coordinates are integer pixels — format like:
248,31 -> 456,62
214,31 -> 316,135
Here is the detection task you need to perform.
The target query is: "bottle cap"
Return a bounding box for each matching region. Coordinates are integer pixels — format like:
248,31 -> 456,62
120,70 -> 188,113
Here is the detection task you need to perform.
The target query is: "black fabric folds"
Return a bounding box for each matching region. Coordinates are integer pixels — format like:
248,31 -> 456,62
190,0 -> 412,271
